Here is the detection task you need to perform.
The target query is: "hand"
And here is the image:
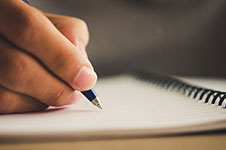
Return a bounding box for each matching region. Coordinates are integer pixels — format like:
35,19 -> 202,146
0,0 -> 97,114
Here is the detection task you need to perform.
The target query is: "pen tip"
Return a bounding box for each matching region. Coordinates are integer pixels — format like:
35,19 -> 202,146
95,97 -> 103,109
91,97 -> 103,110
97,104 -> 103,109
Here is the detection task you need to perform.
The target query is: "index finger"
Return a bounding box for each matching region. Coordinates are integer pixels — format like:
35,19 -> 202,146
0,0 -> 97,91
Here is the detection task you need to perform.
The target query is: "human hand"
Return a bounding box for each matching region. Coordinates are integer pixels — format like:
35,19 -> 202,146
0,0 -> 97,114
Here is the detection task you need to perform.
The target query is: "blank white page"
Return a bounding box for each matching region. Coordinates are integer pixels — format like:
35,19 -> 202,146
1,75 -> 226,141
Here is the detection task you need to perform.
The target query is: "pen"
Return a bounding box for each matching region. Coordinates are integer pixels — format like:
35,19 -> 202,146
23,0 -> 103,109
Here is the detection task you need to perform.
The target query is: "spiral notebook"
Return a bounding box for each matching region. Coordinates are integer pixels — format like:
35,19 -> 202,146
1,72 -> 226,142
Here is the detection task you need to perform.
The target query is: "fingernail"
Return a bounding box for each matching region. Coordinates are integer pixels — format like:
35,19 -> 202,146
73,66 -> 97,91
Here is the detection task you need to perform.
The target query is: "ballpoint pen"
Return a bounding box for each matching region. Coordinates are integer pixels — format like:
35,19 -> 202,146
23,0 -> 103,109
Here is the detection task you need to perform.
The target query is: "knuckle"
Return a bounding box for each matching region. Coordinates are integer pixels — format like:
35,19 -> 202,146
64,17 -> 89,45
76,19 -> 89,44
78,19 -> 89,35
73,18 -> 89,33
14,11 -> 40,44
76,18 -> 88,29
5,54 -> 29,89
45,86 -> 68,106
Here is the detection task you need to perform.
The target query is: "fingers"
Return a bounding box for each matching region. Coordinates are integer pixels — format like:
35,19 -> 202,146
45,13 -> 89,58
0,0 -> 97,91
0,36 -> 80,106
0,86 -> 48,114
46,13 -> 89,47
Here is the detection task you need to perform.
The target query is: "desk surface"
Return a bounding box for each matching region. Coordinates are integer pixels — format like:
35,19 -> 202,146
1,133 -> 226,150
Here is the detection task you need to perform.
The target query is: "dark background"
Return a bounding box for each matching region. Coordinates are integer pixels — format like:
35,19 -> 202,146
29,0 -> 226,77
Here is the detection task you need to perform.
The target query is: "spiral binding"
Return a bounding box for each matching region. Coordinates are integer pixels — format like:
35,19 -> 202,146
130,71 -> 226,108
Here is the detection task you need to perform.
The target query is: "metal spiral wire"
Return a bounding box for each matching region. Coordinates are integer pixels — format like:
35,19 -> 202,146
130,71 -> 226,108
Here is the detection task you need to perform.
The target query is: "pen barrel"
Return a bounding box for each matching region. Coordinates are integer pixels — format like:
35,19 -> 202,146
82,90 -> 96,102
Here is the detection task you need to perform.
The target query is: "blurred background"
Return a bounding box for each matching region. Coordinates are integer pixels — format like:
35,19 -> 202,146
29,0 -> 226,77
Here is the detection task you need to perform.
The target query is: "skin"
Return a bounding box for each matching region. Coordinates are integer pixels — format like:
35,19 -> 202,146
0,0 -> 97,114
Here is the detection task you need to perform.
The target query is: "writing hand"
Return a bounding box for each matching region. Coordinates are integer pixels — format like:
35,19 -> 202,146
0,0 -> 97,114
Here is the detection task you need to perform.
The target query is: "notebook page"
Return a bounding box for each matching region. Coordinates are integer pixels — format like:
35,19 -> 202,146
1,75 -> 226,141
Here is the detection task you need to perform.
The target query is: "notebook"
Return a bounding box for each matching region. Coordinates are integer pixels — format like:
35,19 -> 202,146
1,72 -> 226,142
